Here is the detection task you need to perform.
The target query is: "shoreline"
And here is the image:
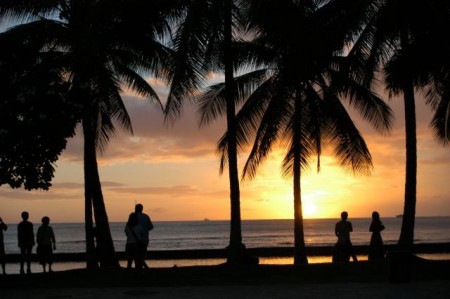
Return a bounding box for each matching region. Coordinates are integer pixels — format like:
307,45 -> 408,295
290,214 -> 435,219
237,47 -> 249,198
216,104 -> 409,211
1,258 -> 450,289
4,243 -> 450,262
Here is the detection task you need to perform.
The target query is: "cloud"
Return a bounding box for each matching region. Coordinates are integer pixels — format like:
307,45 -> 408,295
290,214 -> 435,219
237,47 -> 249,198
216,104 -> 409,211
417,195 -> 450,216
0,186 -> 79,200
108,185 -> 198,196
60,94 -> 226,166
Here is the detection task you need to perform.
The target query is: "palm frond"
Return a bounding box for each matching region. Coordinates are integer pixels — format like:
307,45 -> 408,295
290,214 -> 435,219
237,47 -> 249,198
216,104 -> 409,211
0,0 -> 59,22
322,92 -> 373,175
430,92 -> 450,146
328,63 -> 393,135
243,83 -> 294,180
115,64 -> 163,110
164,0 -> 214,123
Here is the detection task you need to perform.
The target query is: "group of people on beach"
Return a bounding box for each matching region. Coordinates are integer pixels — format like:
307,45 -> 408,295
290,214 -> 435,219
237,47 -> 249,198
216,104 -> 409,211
0,203 -> 153,274
333,211 -> 386,263
0,212 -> 56,275
1,207 -> 384,274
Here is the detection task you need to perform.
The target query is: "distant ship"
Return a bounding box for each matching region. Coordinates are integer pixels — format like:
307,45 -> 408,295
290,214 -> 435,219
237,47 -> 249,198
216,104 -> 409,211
204,218 -> 210,221
396,214 -> 403,218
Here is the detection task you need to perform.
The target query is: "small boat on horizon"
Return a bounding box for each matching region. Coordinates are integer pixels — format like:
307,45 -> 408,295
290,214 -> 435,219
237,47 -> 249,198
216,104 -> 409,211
396,214 -> 403,218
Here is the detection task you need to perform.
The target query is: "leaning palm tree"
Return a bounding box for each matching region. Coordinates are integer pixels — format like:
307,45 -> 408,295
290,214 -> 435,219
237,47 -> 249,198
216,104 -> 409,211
165,0 -> 249,264
346,0 -> 450,254
199,0 -> 393,264
0,0 -> 180,268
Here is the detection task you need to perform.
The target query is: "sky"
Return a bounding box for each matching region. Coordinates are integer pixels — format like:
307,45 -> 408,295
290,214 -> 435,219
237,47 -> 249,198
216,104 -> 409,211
1,75 -> 449,224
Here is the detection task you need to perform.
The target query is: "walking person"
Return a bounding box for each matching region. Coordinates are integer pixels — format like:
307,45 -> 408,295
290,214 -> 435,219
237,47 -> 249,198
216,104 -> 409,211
18,211 -> 35,274
36,216 -> 56,272
368,211 -> 386,261
135,203 -> 153,269
125,212 -> 145,270
0,217 -> 8,274
333,211 -> 357,262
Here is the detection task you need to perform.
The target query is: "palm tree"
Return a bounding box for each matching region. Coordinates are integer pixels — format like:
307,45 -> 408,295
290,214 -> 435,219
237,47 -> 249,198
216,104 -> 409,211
165,0 -> 249,264
346,0 -> 450,254
0,0 -> 179,268
198,0 -> 393,264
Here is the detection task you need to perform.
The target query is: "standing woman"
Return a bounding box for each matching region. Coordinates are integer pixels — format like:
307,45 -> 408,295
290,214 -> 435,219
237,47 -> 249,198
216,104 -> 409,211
369,211 -> 386,261
36,216 -> 56,272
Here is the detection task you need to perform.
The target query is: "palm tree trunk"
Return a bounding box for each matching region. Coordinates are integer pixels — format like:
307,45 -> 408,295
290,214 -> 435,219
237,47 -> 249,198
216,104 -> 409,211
397,29 -> 417,254
82,116 -> 119,268
293,91 -> 308,265
398,79 -> 417,253
84,191 -> 97,269
223,0 -> 243,265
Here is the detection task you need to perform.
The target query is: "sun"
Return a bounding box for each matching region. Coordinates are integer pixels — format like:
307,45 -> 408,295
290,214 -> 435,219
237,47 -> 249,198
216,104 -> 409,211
303,203 -> 317,218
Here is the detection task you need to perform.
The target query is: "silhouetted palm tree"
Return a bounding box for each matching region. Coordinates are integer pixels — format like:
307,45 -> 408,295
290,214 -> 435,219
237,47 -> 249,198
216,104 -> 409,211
198,0 -> 393,264
0,0 -> 179,268
165,0 -> 249,264
346,0 -> 450,254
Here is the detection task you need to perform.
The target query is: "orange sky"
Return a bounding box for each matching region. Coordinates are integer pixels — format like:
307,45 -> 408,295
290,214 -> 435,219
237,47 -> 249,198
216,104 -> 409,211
1,83 -> 449,224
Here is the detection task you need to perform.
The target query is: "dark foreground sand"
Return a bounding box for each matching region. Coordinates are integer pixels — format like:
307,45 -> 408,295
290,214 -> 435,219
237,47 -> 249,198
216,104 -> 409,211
1,281 -> 450,299
1,258 -> 449,299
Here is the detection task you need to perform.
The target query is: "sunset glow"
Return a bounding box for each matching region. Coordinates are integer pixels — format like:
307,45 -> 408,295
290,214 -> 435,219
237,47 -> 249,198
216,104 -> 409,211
0,89 -> 449,223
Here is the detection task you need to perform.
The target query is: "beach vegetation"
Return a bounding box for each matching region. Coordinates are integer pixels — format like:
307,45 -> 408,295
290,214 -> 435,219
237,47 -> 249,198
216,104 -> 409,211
1,0 -> 449,272
165,0 -> 249,265
0,30 -> 81,191
0,0 -> 183,268
344,0 -> 450,255
198,0 -> 392,264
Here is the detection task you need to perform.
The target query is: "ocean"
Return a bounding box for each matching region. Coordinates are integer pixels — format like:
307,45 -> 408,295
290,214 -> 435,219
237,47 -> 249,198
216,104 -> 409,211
2,217 -> 450,273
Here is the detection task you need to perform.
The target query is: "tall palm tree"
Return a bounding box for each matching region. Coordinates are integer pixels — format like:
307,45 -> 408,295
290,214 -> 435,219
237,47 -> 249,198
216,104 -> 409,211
346,0 -> 450,254
198,0 -> 393,264
0,0 -> 179,267
165,0 -> 249,264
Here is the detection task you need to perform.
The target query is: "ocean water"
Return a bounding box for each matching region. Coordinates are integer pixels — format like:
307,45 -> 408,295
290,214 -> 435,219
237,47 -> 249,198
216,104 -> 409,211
2,217 -> 450,273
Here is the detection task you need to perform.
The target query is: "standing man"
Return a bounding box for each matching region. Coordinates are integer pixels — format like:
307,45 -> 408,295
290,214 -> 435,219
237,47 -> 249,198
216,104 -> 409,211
0,217 -> 8,275
135,203 -> 153,269
18,211 -> 35,274
333,211 -> 357,262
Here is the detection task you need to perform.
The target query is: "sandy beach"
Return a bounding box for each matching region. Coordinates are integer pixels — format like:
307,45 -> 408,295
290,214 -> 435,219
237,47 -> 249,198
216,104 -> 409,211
1,257 -> 449,299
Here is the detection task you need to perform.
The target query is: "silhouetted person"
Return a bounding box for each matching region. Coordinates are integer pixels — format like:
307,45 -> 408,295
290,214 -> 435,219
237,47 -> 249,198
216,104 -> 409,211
333,211 -> 357,262
0,217 -> 7,274
368,211 -> 385,261
125,212 -> 145,270
36,216 -> 56,272
18,211 -> 35,274
135,203 -> 153,269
